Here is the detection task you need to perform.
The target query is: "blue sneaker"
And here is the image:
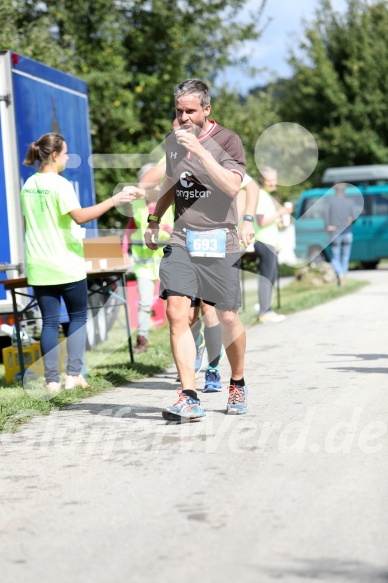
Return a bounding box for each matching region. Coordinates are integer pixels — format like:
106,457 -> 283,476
203,368 -> 222,393
195,334 -> 206,373
162,391 -> 206,421
226,385 -> 248,415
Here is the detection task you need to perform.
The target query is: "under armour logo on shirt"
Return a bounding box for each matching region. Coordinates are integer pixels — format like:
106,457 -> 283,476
170,152 -> 177,159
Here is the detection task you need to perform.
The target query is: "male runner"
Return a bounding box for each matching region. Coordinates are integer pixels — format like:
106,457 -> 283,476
144,79 -> 247,421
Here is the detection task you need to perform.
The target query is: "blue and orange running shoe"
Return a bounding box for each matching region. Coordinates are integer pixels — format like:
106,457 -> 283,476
203,368 -> 222,393
226,384 -> 248,415
162,390 -> 206,421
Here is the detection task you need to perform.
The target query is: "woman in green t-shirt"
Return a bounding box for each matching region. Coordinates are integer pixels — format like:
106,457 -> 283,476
21,132 -> 135,393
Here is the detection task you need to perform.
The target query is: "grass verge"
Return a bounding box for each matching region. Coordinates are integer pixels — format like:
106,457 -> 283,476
0,321 -> 171,433
239,272 -> 367,328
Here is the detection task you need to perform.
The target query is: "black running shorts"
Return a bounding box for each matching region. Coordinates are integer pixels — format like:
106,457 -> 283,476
159,245 -> 242,312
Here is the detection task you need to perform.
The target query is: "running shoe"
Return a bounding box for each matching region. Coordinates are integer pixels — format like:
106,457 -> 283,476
162,390 -> 206,421
203,368 -> 222,393
226,384 -> 248,415
195,333 -> 206,373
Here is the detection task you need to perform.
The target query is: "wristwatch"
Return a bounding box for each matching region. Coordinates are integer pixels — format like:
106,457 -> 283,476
243,214 -> 254,222
147,214 -> 161,224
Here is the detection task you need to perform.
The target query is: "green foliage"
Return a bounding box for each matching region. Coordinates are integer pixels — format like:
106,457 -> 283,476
212,88 -> 280,177
211,88 -> 304,202
277,0 -> 388,181
2,0 -> 266,227
0,0 -> 75,69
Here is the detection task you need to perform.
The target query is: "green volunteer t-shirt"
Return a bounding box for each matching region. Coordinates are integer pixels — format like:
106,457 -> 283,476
255,188 -> 279,248
21,172 -> 86,285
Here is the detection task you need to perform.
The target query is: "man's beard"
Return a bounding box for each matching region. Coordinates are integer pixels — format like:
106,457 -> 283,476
191,122 -> 204,137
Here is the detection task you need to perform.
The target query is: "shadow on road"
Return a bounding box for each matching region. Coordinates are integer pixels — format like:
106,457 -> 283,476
332,353 -> 388,361
330,366 -> 388,374
262,557 -> 388,581
64,401 -> 163,420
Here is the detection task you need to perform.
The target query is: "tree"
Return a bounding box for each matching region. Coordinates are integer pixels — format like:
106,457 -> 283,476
211,88 -> 280,178
2,0 -> 267,225
278,0 -> 388,181
0,1 -> 75,69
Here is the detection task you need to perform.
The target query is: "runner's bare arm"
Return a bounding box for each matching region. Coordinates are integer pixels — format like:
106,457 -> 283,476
144,177 -> 175,250
152,176 -> 175,218
237,189 -> 247,221
239,179 -> 260,248
244,179 -> 260,218
175,130 -> 242,197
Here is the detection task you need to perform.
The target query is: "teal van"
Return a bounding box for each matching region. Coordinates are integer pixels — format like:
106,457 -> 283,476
294,185 -> 388,268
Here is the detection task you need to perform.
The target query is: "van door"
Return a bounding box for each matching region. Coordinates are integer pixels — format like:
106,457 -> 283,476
367,190 -> 388,260
294,190 -> 331,262
348,192 -> 370,261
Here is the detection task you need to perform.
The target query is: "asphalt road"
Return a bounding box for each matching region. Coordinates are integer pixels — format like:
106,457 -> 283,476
1,268 -> 388,583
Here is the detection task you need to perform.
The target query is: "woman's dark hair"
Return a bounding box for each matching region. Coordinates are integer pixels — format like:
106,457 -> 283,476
23,132 -> 65,170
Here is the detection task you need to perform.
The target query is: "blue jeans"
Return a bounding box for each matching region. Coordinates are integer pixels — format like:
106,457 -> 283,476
330,232 -> 353,276
33,279 -> 88,383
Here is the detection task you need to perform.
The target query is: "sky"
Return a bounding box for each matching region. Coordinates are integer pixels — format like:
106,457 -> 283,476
218,0 -> 348,93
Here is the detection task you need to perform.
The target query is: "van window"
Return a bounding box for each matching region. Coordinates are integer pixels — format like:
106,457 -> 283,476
371,192 -> 388,215
300,196 -> 325,219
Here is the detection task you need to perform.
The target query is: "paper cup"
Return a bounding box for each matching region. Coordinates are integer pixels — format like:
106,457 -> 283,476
282,201 -> 293,227
282,213 -> 290,227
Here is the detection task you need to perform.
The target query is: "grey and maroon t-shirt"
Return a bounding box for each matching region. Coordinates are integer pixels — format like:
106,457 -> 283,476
165,120 -> 246,252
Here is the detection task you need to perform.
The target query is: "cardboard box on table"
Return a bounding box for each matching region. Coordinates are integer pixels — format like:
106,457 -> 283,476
83,236 -> 129,272
83,236 -> 166,330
